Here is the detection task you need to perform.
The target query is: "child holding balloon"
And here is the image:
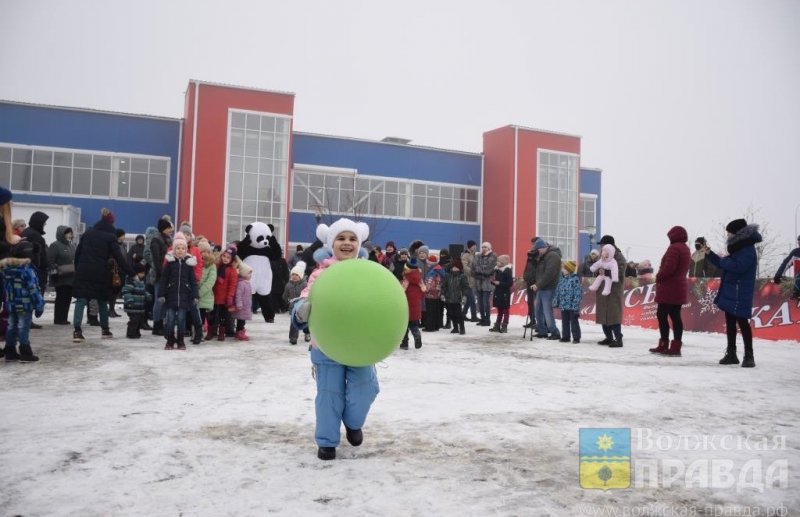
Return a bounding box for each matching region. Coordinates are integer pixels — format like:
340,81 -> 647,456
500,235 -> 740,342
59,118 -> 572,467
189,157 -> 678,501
292,218 -> 380,461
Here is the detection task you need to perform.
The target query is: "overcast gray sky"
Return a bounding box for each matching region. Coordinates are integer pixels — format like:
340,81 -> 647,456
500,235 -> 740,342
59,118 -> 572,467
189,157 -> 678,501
2,0 -> 799,266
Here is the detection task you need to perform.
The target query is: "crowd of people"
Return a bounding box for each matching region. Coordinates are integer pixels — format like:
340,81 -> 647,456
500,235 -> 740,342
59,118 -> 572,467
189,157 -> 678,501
2,180 -> 800,459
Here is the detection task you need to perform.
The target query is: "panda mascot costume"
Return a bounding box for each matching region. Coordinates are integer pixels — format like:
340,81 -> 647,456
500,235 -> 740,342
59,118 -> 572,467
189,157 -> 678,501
237,221 -> 283,322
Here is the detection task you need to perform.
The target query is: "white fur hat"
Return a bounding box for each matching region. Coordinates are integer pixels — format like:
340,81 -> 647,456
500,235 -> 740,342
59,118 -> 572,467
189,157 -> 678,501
316,218 -> 370,250
290,261 -> 306,278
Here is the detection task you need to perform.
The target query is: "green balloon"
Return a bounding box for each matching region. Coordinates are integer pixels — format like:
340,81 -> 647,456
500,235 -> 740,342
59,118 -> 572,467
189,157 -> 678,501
309,259 -> 408,366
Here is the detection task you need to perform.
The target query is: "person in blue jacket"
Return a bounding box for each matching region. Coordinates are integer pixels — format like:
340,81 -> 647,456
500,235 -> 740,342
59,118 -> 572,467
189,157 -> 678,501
773,234 -> 800,299
706,218 -> 762,368
292,218 -> 380,461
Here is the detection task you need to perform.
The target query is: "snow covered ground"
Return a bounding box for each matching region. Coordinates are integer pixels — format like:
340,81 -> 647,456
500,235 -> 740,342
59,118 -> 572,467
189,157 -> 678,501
1,305 -> 798,517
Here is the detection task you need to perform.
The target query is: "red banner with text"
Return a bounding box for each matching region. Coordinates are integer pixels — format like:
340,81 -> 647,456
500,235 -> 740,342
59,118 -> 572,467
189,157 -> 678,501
509,278 -> 800,342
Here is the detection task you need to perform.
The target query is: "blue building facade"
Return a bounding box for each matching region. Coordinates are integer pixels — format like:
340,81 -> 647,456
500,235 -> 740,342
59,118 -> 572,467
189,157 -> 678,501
289,132 -> 483,251
0,101 -> 181,235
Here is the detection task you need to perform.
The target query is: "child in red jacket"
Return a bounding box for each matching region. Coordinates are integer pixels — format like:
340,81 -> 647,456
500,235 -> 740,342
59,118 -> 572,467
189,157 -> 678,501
401,258 -> 426,349
206,243 -> 238,342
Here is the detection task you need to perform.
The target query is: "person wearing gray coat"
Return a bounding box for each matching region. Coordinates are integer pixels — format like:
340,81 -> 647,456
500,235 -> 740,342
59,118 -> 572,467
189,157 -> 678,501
47,225 -> 76,324
594,235 -> 627,347
460,240 -> 478,322
530,239 -> 562,339
472,242 -> 497,326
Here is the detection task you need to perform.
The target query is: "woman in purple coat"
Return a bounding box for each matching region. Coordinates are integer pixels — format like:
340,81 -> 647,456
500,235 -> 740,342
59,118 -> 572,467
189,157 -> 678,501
650,226 -> 691,356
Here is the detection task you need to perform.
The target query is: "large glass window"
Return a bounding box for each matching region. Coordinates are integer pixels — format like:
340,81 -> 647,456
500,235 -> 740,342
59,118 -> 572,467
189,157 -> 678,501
0,143 -> 170,202
225,110 -> 291,245
579,194 -> 597,233
290,168 -> 480,224
537,150 -> 578,261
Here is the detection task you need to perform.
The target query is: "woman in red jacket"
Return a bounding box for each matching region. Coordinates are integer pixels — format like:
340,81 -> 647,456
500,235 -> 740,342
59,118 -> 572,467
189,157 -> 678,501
650,226 -> 691,356
206,243 -> 239,342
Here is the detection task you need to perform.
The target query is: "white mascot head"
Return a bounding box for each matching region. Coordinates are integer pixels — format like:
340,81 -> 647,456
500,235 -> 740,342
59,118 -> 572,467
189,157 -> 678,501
246,221 -> 272,249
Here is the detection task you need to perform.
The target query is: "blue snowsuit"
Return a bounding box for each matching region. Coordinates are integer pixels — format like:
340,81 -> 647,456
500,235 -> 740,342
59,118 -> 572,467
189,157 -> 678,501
292,249 -> 380,448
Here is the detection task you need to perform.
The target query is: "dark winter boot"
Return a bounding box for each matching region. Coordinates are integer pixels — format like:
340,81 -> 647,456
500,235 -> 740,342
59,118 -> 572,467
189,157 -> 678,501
489,320 -> 501,332
345,426 -> 363,447
4,346 -> 19,362
719,345 -> 739,365
164,333 -> 175,350
317,447 -> 336,460
152,320 -> 164,336
649,338 -> 669,354
500,324 -> 508,333
217,325 -> 226,341
205,324 -> 217,341
87,315 -> 100,327
443,318 -> 451,330
400,332 -> 409,350
140,319 -> 153,331
192,325 -> 203,344
176,335 -> 186,350
411,327 -> 422,349
18,344 -> 39,363
459,322 -> 465,335
664,340 -> 682,357
741,343 -> 755,368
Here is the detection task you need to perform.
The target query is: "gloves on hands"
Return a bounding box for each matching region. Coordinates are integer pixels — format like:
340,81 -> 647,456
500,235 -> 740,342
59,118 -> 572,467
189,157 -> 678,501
295,300 -> 312,323
292,299 -> 311,331
34,307 -> 44,318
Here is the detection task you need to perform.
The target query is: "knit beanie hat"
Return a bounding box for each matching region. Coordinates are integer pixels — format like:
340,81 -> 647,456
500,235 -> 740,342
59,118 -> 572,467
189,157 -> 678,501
101,208 -> 115,225
406,258 -> 419,269
385,240 -> 396,249
290,261 -> 307,278
466,240 -> 476,248
398,248 -> 409,256
695,236 -> 707,245
115,228 -> 126,238
598,235 -> 615,246
417,245 -> 430,256
316,218 -> 370,250
533,238 -> 548,250
133,263 -> 146,274
563,260 -> 577,274
0,187 -> 12,205
725,219 -> 747,234
173,234 -> 188,248
223,243 -> 238,259
179,221 -> 192,235
157,219 -> 172,233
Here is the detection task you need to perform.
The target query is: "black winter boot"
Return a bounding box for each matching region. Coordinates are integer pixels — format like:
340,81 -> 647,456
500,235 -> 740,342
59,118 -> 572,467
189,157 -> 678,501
345,426 -> 363,446
165,333 -> 175,350
741,343 -> 755,368
152,320 -> 164,336
411,327 -> 422,349
18,344 -> 39,363
4,346 -> 19,362
719,345 -> 739,365
459,322 -> 465,335
192,325 -> 203,345
400,333 -> 409,350
489,320 -> 501,332
500,324 -> 508,333
317,447 -> 336,460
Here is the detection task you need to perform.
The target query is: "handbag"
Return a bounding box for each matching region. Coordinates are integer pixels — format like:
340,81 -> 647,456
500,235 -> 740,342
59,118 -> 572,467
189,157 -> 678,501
57,263 -> 75,276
